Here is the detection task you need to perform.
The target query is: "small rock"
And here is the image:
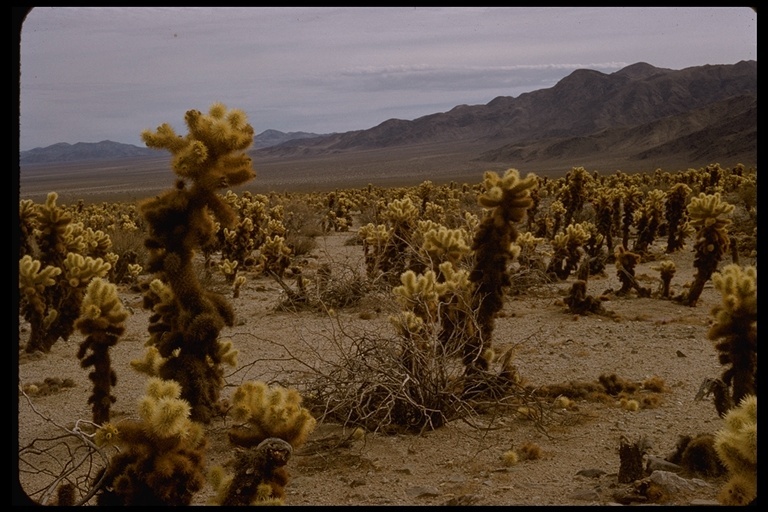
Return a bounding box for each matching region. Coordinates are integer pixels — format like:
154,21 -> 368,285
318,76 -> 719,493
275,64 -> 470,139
676,349 -> 687,357
647,470 -> 710,494
690,499 -> 720,506
405,485 -> 441,498
645,455 -> 682,473
569,489 -> 600,501
576,468 -> 607,478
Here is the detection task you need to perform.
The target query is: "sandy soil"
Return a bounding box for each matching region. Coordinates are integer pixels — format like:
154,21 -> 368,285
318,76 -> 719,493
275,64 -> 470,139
17,214 -> 752,507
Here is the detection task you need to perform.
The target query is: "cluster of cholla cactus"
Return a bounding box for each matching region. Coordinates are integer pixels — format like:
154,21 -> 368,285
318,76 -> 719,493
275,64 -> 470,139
678,192 -> 734,306
707,264 -> 757,416
322,191 -> 357,232
136,102 -> 255,422
713,394 -> 757,505
92,378 -> 208,506
75,278 -> 129,425
208,381 -> 316,505
632,188 -> 666,255
214,190 -> 291,274
360,195 -> 421,283
546,222 -> 591,280
255,234 -> 293,277
18,191 -> 115,353
614,245 -> 651,297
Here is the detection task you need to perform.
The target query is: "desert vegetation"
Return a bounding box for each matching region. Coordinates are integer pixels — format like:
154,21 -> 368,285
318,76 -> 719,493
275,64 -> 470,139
17,104 -> 757,506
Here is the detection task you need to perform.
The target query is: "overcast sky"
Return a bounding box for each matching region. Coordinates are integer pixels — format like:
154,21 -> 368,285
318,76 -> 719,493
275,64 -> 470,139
17,6 -> 756,152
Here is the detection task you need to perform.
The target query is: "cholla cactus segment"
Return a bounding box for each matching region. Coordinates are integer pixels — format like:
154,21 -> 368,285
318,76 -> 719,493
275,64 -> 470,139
688,192 -> 735,228
19,255 -> 61,297
477,169 -> 537,219
708,264 -> 757,405
138,378 -> 193,439
127,263 -> 143,278
709,265 -> 757,340
94,423 -> 120,448
392,270 -> 440,313
552,223 -> 590,251
383,196 -> 420,225
714,394 -> 757,505
62,252 -> 111,288
256,235 -> 292,276
149,277 -> 175,305
422,226 -> 471,264
516,231 -> 544,250
84,227 -> 113,256
359,223 -> 391,245
219,258 -> 238,276
437,261 -> 471,294
390,310 -> 428,339
229,381 -> 316,449
78,277 -> 129,327
216,338 -> 239,367
141,102 -> 256,188
130,346 -> 165,377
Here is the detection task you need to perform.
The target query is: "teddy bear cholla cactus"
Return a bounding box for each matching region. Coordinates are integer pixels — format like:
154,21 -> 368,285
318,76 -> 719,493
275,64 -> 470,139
680,192 -> 734,306
19,192 -> 113,353
226,381 -> 316,449
468,168 -> 536,373
75,277 -> 129,425
137,102 -> 255,422
208,381 -> 316,505
93,378 -> 207,506
714,394 -> 757,505
546,223 -> 590,280
707,264 -> 756,415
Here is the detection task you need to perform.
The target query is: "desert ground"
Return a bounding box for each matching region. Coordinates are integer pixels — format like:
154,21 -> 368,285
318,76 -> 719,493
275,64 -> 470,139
16,161 -> 755,506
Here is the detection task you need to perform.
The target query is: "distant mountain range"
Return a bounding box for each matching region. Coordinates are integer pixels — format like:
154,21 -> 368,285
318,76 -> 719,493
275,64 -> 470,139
19,130 -> 327,164
19,60 -> 756,171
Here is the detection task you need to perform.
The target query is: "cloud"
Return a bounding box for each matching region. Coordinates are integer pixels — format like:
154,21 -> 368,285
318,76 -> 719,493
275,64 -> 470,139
18,7 -> 756,150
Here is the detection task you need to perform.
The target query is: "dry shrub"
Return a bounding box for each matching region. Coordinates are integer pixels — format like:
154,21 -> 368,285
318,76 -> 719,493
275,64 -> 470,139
107,226 -> 149,283
249,315 -> 546,435
282,199 -> 323,257
507,266 -> 556,296
274,260 -> 382,312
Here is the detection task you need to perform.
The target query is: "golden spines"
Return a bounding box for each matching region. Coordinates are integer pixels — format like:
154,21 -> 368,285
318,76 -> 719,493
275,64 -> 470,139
708,265 -> 757,341
19,255 -> 62,297
229,381 -> 316,449
383,196 -> 419,226
77,277 -> 129,330
551,223 -> 590,252
359,223 -> 391,245
421,225 -> 471,264
392,270 -> 440,311
714,394 -> 757,505
687,192 -> 734,231
216,339 -> 239,367
62,252 -> 111,288
131,346 -> 165,377
141,102 -> 256,190
477,168 -> 537,219
138,378 -> 194,439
